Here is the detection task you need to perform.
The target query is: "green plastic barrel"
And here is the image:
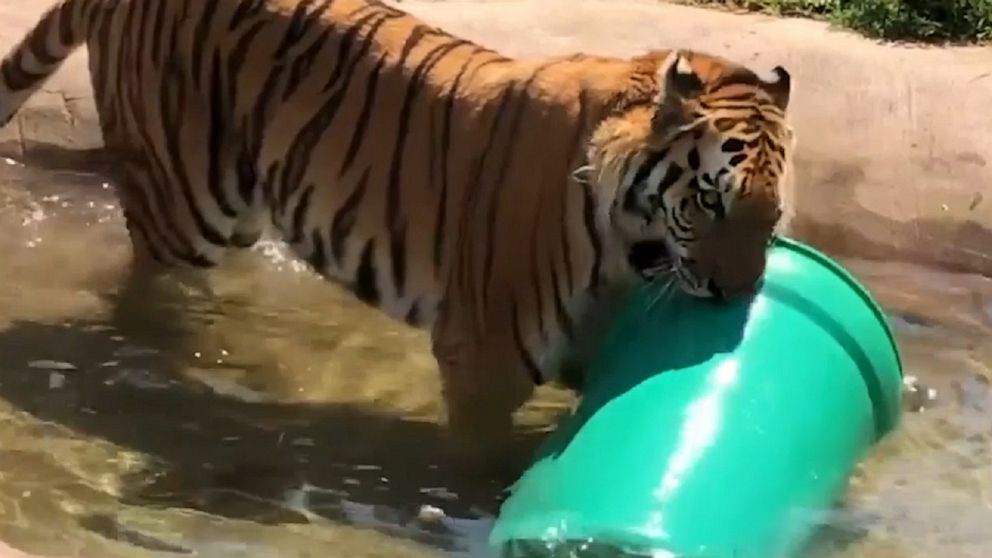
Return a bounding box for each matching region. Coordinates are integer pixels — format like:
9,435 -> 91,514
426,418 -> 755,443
490,237 -> 904,558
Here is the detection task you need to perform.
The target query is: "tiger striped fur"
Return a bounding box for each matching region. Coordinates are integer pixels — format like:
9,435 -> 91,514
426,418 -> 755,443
0,0 -> 796,465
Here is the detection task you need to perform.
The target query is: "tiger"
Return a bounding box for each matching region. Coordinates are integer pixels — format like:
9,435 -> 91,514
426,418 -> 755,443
0,0 -> 795,469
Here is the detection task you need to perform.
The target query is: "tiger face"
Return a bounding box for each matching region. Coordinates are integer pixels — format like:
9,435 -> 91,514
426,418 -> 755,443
585,49 -> 795,300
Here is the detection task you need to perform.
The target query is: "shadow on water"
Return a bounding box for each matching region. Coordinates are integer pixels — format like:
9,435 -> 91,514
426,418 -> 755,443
0,268 -> 546,554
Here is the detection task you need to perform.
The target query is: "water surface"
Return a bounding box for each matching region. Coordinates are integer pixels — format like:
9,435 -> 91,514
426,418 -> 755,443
0,156 -> 989,557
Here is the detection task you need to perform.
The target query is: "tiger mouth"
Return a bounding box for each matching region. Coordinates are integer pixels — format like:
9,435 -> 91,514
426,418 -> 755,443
627,240 -> 672,279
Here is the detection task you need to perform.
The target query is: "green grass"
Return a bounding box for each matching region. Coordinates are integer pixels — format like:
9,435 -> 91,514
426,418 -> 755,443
681,0 -> 992,44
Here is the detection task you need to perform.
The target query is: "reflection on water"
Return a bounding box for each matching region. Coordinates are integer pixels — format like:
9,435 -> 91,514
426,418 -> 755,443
0,157 -> 990,558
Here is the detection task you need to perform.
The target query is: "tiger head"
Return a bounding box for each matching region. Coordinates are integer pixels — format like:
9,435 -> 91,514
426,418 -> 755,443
582,49 -> 795,300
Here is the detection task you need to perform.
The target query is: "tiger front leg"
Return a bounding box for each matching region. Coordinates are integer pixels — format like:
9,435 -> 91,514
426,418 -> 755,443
431,325 -> 536,480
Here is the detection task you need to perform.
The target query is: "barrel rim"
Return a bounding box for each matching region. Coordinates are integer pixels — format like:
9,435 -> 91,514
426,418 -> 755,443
771,236 -> 904,375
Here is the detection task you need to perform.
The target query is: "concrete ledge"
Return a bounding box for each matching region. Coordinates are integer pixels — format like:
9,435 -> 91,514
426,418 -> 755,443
1,0 -> 989,275
0,1 -> 102,163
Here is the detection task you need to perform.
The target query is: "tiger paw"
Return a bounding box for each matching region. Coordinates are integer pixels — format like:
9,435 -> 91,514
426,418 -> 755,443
443,411 -> 529,484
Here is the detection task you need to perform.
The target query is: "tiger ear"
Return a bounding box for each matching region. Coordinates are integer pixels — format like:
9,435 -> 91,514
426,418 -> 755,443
761,65 -> 792,111
571,164 -> 594,185
652,50 -> 704,133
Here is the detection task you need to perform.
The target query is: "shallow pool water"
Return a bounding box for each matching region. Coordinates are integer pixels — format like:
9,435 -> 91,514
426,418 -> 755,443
0,155 -> 989,558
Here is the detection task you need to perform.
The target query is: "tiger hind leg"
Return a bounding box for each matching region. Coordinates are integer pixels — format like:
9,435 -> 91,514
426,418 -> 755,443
229,208 -> 266,249
108,152 -> 252,302
112,161 -> 220,272
115,140 -> 271,265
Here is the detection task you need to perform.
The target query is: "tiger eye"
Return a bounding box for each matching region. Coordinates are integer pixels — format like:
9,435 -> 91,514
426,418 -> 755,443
702,191 -> 720,206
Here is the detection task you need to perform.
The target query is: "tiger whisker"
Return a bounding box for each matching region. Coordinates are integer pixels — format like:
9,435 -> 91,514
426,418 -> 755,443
646,268 -> 677,311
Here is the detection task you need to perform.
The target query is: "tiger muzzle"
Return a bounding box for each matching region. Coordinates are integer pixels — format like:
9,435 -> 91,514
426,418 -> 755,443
691,226 -> 771,299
